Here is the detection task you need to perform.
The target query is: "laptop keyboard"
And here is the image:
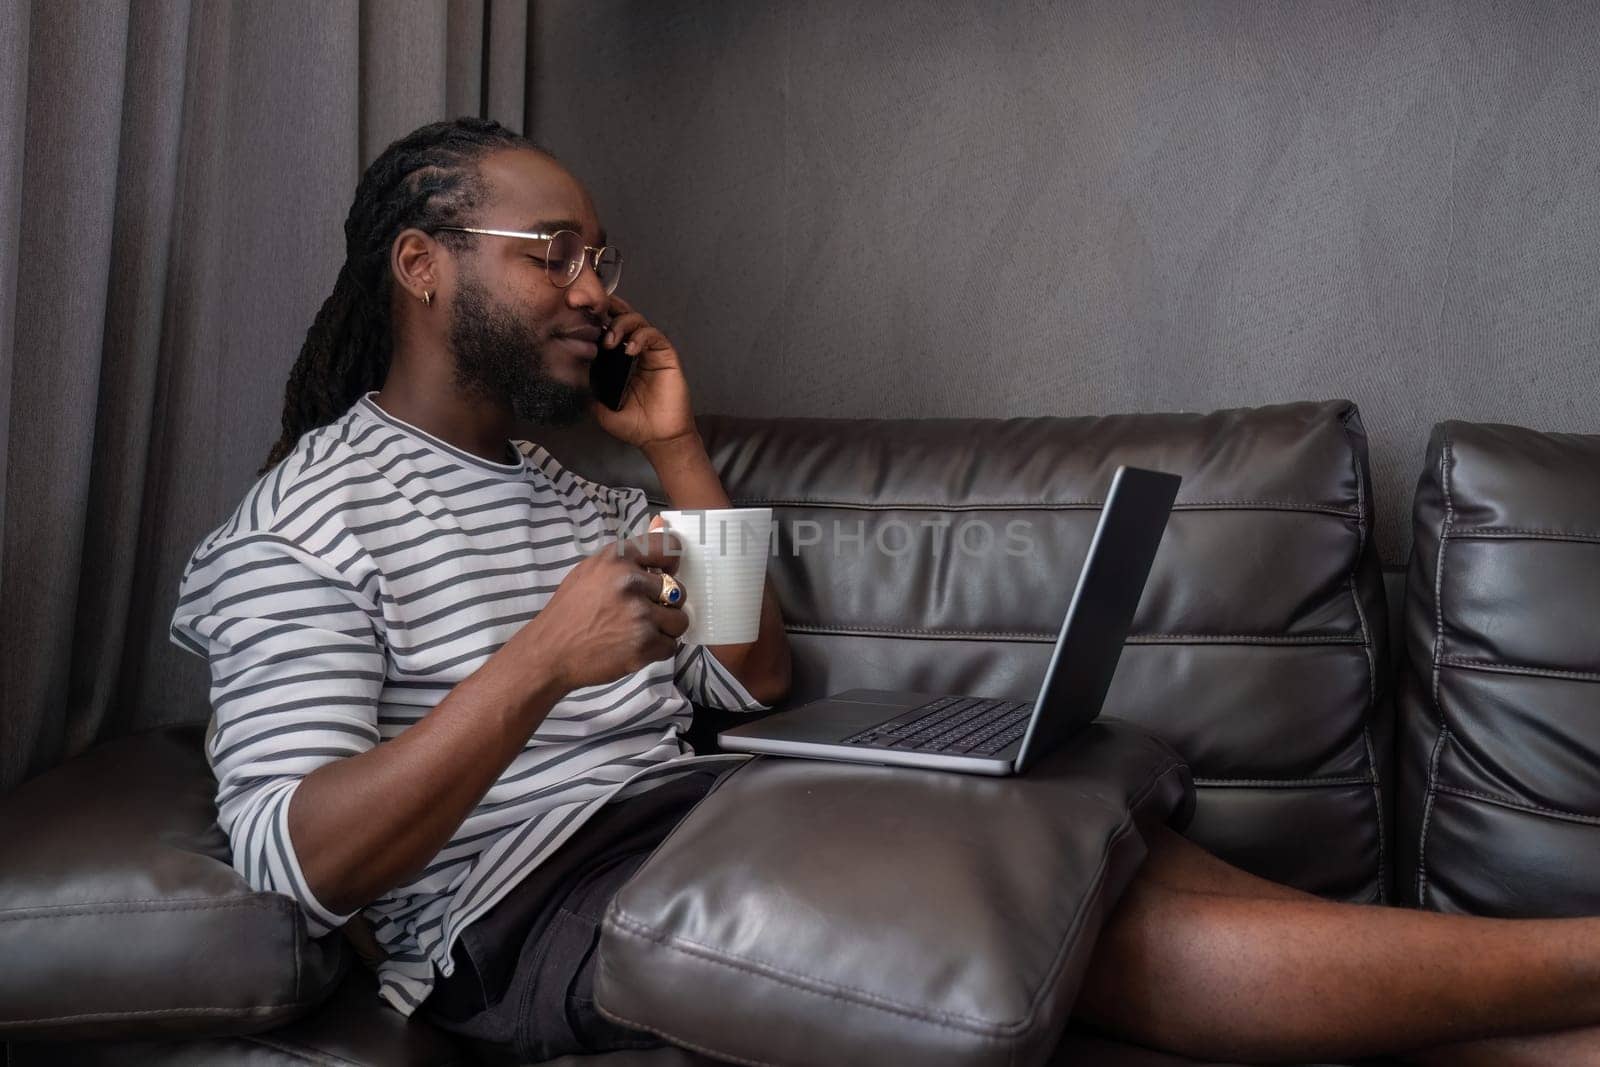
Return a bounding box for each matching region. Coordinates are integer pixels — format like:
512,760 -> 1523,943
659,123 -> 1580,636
841,696 -> 1032,757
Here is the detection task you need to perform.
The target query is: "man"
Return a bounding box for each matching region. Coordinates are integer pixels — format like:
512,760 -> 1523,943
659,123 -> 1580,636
173,118 -> 1600,1065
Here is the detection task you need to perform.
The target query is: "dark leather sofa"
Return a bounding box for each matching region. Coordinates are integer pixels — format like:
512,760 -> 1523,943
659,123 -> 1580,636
4,401 -> 1596,1066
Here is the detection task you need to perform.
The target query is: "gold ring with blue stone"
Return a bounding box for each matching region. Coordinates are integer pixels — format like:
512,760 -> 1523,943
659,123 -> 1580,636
657,572 -> 684,607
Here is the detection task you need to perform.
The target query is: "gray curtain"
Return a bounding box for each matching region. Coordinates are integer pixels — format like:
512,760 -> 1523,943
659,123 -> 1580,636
0,0 -> 533,791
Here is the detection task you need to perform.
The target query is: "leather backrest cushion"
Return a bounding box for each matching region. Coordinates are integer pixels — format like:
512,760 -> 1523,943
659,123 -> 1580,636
0,725 -> 346,1040
1397,421 -> 1600,915
538,400 -> 1392,902
596,720 -> 1192,1067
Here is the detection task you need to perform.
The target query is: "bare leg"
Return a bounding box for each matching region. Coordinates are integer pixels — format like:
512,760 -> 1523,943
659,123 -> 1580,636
1074,827 -> 1600,1064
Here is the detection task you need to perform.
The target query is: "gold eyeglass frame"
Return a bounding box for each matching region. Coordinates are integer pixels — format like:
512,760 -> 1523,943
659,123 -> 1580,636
434,226 -> 622,293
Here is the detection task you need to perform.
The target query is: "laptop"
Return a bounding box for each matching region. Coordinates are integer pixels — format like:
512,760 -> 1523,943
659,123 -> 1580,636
718,466 -> 1180,776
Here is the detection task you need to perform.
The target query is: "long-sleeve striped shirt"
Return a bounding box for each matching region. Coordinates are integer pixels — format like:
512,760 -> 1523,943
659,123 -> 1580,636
169,392 -> 767,1015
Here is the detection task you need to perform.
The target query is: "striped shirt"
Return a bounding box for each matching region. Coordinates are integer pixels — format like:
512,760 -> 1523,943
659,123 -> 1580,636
169,392 -> 766,1015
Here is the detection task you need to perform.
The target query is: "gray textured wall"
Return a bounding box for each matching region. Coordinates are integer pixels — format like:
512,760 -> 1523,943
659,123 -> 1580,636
530,1 -> 1600,564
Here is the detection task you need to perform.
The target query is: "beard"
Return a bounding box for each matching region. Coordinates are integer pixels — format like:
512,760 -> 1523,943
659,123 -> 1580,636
447,271 -> 590,425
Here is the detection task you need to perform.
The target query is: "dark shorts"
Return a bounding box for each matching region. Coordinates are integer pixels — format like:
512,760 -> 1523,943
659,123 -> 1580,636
421,766 -> 726,1064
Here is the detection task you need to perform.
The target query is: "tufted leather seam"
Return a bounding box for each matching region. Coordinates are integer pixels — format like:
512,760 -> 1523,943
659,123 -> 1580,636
605,759 -> 1188,1039
237,1034 -> 351,1067
0,1003 -> 308,1026
259,1031 -> 473,1067
1192,775 -> 1374,788
0,896 -> 298,921
1125,633 -> 1363,645
1416,727 -> 1449,909
0,894 -> 315,1027
606,912 -> 1039,1038
787,624 -> 1364,644
642,494 -> 1361,517
605,912 -> 1043,1037
1416,437 -> 1455,908
1342,406 -> 1386,903
591,1000 -> 779,1067
1436,656 -> 1600,683
1448,528 -> 1600,544
243,1030 -> 480,1067
1433,786 -> 1600,827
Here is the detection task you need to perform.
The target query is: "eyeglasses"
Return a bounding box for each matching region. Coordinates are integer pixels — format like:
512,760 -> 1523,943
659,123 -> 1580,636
434,227 -> 623,294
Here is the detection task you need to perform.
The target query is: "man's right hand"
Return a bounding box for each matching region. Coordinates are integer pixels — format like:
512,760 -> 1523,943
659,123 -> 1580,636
512,528 -> 690,693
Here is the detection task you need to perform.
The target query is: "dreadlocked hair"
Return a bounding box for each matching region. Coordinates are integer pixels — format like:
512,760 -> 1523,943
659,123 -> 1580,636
260,117 -> 543,473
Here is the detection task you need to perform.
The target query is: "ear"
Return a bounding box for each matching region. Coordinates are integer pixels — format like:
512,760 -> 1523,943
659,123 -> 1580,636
391,228 -> 442,305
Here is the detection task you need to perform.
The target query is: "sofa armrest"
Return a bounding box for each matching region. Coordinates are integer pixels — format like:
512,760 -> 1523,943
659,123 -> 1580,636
0,725 -> 347,1041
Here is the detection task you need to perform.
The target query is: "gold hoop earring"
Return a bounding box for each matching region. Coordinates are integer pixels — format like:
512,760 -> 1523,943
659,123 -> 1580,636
421,290 -> 433,307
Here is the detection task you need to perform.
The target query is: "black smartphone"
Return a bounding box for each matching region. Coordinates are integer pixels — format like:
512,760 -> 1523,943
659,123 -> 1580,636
589,337 -> 636,411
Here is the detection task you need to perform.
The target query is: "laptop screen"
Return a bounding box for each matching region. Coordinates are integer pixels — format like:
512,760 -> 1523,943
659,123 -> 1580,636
1013,466 -> 1180,772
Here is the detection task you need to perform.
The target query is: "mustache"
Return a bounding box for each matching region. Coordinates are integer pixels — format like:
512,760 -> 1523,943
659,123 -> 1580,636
552,317 -> 605,340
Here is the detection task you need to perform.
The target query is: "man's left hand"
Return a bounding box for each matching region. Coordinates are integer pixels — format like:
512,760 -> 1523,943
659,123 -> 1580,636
590,295 -> 697,452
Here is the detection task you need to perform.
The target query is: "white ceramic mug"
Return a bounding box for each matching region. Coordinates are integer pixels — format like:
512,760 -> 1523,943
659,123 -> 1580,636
655,507 -> 773,645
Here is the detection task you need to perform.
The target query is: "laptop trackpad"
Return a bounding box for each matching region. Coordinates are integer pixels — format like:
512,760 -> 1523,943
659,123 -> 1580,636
725,694 -> 921,743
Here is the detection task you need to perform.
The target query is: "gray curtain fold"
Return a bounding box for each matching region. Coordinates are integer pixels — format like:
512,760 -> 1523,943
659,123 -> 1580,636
0,0 -> 533,791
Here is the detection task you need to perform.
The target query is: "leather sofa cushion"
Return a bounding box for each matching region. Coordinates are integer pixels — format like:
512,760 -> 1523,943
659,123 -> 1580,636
594,719 -> 1192,1067
5,966 -> 474,1067
1397,421 -> 1600,915
538,403 -> 1393,903
0,725 -> 346,1040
